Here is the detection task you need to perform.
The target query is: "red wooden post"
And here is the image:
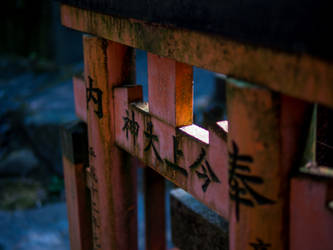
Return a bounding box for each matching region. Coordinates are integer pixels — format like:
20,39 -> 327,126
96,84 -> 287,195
227,79 -> 312,250
144,167 -> 166,250
60,121 -> 92,250
290,176 -> 333,250
148,53 -> 193,127
83,35 -> 138,250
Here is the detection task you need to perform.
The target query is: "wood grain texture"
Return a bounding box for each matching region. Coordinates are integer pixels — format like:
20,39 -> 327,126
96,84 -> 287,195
83,36 -> 138,250
61,4 -> 333,109
290,176 -> 333,250
60,121 -> 92,250
73,74 -> 87,122
114,86 -> 229,218
148,53 -> 193,127
144,167 -> 166,250
57,0 -> 333,60
226,79 -> 313,250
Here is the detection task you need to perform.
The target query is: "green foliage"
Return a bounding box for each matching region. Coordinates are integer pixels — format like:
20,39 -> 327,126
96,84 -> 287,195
47,175 -> 64,196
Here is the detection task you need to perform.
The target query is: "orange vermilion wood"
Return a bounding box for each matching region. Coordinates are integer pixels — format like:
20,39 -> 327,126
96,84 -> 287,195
83,35 -> 138,250
144,167 -> 166,250
290,176 -> 333,250
226,79 -> 313,250
63,157 -> 92,250
114,86 -> 229,218
148,53 -> 193,127
61,121 -> 92,250
61,4 -> 333,109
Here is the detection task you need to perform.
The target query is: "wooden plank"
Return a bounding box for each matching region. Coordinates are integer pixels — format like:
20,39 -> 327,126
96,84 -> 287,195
61,4 -> 333,109
73,74 -> 87,122
144,167 -> 166,250
226,79 -> 313,250
114,86 -> 229,218
58,0 -> 332,60
290,176 -> 333,250
83,35 -> 138,250
60,121 -> 92,250
148,53 -> 193,127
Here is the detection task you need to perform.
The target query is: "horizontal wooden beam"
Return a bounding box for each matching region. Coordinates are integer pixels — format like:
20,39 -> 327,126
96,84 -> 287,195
114,86 -> 229,218
58,0 -> 333,61
61,4 -> 333,108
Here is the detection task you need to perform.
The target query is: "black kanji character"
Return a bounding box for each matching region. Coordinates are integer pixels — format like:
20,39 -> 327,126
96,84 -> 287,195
122,110 -> 139,144
165,136 -> 188,177
144,121 -> 163,163
229,140 -> 275,221
190,148 -> 220,192
86,76 -> 103,119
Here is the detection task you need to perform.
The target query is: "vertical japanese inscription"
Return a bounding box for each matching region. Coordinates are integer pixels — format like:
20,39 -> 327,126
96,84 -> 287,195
87,147 -> 101,249
165,136 -> 188,177
144,121 -> 163,163
229,141 -> 275,221
86,76 -> 103,119
190,148 -> 220,192
122,110 -> 140,144
250,238 -> 271,250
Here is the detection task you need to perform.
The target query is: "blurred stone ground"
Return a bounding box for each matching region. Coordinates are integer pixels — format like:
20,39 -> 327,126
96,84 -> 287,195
0,56 -> 80,249
0,203 -> 69,250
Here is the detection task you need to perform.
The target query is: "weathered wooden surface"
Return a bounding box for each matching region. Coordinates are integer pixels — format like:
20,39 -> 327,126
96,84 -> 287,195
114,85 -> 229,218
57,0 -> 332,60
73,74 -> 87,122
290,176 -> 333,250
226,79 -> 313,250
148,53 -> 193,127
60,121 -> 92,250
83,36 -> 138,250
61,4 -> 333,109
144,167 -> 166,250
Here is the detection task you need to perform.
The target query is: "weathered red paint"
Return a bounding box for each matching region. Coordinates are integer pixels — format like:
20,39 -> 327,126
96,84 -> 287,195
61,121 -> 92,250
73,74 -> 87,122
63,156 -> 92,250
114,86 -> 229,218
84,36 -> 138,250
148,53 -> 193,127
60,5 -> 333,249
227,79 -> 313,250
144,167 -> 166,250
61,4 -> 333,109
290,176 -> 333,250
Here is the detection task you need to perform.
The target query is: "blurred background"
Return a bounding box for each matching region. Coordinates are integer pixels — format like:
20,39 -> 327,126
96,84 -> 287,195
0,1 -> 225,249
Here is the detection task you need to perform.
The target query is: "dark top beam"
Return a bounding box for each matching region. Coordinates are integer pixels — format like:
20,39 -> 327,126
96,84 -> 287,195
58,0 -> 332,60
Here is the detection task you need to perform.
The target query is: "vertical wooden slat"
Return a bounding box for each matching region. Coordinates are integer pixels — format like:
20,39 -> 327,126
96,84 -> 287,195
148,53 -> 193,127
60,121 -> 92,250
83,35 -> 138,250
226,79 -> 312,250
144,167 -> 166,250
290,176 -> 333,250
73,74 -> 87,122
